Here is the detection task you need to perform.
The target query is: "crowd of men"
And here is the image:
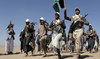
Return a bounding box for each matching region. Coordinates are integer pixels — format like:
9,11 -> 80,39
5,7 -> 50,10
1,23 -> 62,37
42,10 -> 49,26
5,6 -> 99,59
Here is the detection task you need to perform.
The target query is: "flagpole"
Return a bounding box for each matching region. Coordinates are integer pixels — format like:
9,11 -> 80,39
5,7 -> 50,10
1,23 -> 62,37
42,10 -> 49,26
64,0 -> 66,8
10,20 -> 12,24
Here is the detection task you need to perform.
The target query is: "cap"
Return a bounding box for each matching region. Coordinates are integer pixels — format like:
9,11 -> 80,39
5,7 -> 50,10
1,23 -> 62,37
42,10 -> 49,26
40,17 -> 45,21
89,24 -> 92,26
25,19 -> 30,22
75,8 -> 80,11
55,12 -> 60,15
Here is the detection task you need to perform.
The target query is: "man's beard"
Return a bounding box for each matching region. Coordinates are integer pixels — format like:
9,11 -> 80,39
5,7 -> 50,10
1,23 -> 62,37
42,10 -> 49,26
56,17 -> 59,20
75,13 -> 80,15
40,22 -> 44,25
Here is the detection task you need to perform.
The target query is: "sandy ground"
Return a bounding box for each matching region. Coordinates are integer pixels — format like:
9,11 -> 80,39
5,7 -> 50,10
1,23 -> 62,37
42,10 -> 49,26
0,45 -> 100,59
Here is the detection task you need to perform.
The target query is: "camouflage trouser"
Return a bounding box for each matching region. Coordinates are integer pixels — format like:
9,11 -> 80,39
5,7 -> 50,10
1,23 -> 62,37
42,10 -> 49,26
39,35 -> 48,42
39,35 -> 48,52
23,37 -> 32,53
73,28 -> 83,54
30,39 -> 35,50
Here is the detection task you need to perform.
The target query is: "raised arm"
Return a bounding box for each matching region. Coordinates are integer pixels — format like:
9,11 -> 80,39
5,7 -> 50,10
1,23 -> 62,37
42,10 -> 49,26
64,7 -> 71,21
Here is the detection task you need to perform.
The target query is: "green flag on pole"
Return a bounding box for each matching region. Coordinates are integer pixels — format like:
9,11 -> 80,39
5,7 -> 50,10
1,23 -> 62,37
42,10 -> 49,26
53,0 -> 64,12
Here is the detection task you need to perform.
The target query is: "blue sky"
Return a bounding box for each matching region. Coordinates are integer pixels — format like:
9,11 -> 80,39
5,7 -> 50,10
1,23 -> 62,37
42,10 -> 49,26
0,0 -> 100,45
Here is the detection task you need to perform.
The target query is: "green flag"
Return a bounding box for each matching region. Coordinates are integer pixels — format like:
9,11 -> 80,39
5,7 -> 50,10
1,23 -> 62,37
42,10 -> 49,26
53,0 -> 64,12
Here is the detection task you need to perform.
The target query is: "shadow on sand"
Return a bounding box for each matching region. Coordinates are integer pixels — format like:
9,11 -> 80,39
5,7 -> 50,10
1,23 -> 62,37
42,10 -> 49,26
79,55 -> 93,59
61,54 -> 93,59
31,54 -> 44,56
61,55 -> 73,59
0,52 -> 21,56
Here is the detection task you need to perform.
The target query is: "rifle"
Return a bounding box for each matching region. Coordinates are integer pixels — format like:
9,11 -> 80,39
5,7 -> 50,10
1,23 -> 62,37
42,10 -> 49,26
52,20 -> 64,32
6,20 -> 12,30
81,14 -> 88,20
70,14 -> 88,31
31,22 -> 37,25
44,20 -> 49,26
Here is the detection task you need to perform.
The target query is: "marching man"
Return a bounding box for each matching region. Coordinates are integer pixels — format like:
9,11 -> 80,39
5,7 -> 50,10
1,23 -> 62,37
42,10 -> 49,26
5,21 -> 15,54
34,17 -> 48,57
49,12 -> 66,59
64,5 -> 89,59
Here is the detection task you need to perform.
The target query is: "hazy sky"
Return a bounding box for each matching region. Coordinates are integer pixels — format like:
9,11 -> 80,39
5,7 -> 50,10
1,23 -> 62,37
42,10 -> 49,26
0,0 -> 100,45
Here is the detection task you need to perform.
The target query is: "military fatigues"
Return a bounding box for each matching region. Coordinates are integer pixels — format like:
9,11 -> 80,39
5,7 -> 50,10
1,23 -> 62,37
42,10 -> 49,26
93,31 -> 99,51
19,31 -> 24,52
86,28 -> 95,51
5,28 -> 15,53
23,25 -> 33,53
64,10 -> 89,54
36,24 -> 48,53
49,19 -> 66,59
37,25 -> 48,42
30,25 -> 35,51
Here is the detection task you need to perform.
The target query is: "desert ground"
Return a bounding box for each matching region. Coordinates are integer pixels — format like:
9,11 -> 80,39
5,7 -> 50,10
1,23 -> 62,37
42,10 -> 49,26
0,45 -> 100,59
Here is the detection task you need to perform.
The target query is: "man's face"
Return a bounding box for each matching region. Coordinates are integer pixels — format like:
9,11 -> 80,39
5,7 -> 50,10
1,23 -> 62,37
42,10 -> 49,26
26,22 -> 30,25
89,25 -> 92,29
55,14 -> 59,19
11,25 -> 14,28
40,20 -> 44,24
75,10 -> 80,15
